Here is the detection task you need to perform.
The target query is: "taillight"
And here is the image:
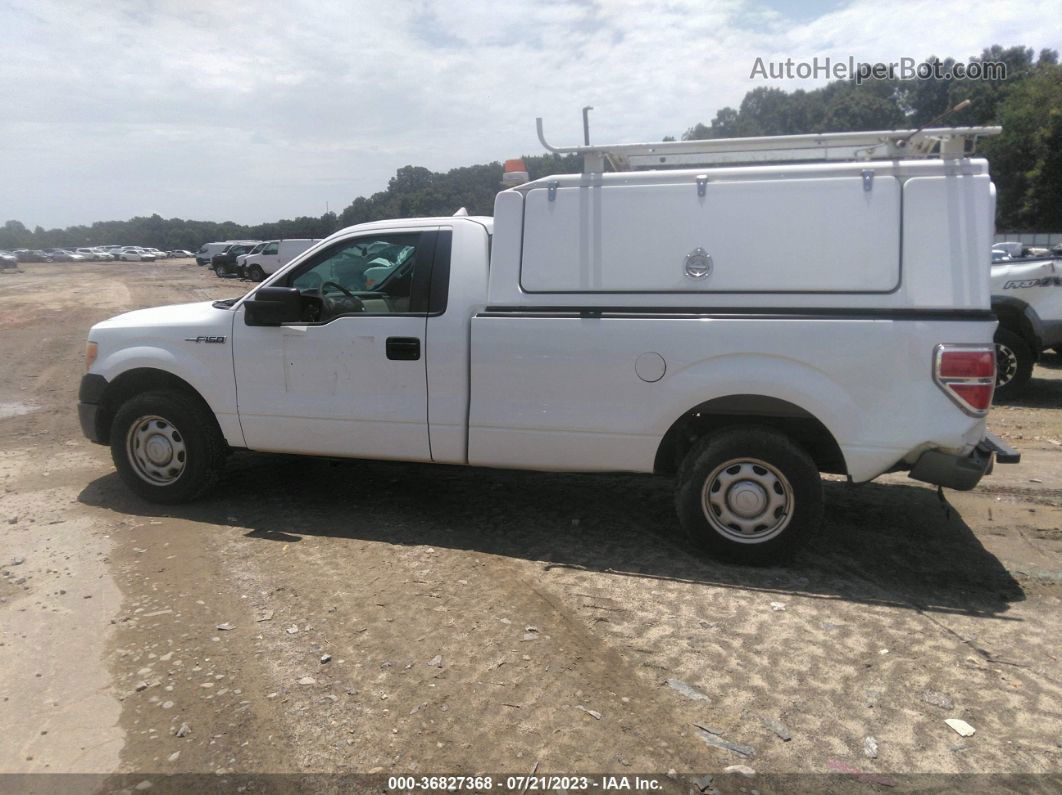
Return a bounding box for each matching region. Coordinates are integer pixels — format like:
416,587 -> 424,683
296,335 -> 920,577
934,344 -> 995,415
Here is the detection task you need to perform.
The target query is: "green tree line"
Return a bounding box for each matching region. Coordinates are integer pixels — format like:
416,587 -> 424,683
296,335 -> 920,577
2,43 -> 1059,251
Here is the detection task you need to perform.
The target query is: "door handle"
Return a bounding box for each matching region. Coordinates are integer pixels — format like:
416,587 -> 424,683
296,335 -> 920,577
386,337 -> 421,361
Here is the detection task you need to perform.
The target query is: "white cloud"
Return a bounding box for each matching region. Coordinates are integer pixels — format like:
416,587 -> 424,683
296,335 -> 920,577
1,0 -> 1059,227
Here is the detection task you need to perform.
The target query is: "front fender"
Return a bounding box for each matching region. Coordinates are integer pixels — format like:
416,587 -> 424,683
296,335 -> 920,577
92,340 -> 243,447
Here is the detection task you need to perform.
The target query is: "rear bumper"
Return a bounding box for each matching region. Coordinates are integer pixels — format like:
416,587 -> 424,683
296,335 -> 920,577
908,431 -> 1020,491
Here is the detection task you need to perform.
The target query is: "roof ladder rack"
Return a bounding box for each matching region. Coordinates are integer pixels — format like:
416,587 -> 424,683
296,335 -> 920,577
536,118 -> 1002,173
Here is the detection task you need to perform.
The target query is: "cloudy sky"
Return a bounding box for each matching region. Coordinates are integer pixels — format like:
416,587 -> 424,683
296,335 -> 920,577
3,0 -> 1060,229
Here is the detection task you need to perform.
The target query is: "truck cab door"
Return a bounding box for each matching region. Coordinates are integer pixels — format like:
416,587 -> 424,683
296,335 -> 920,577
232,228 -> 440,461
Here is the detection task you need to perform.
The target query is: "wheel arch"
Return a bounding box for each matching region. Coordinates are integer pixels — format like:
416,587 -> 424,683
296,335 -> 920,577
654,394 -> 847,477
992,295 -> 1041,350
94,368 -> 223,447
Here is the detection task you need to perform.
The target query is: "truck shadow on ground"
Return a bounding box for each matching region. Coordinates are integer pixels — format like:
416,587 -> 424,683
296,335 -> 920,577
79,453 -> 1024,619
995,353 -> 1062,408
996,378 -> 1062,409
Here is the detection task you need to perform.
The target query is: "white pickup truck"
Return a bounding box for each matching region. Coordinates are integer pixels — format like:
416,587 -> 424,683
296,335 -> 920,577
990,255 -> 1062,398
78,126 -> 1019,563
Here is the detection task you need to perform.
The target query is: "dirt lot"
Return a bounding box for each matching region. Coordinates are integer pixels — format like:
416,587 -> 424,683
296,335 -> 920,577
1,260 -> 1060,791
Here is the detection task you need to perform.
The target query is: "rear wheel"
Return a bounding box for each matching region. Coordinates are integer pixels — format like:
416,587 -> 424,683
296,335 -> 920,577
675,427 -> 822,564
248,264 -> 265,282
110,390 -> 226,503
993,327 -> 1033,400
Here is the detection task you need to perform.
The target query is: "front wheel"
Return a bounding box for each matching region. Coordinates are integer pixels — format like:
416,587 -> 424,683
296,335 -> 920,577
110,390 -> 226,503
675,427 -> 822,564
993,327 -> 1033,401
248,264 -> 265,282
214,263 -> 226,277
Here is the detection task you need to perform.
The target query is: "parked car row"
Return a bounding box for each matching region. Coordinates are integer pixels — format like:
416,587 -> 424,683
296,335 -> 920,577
993,240 -> 1062,260
5,246 -> 195,263
197,239 -> 318,281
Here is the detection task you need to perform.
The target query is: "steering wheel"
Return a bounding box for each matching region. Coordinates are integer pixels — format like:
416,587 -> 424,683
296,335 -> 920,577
320,280 -> 365,315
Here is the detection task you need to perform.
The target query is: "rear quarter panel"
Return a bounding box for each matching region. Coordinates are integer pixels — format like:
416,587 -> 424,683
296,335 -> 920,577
468,315 -> 992,481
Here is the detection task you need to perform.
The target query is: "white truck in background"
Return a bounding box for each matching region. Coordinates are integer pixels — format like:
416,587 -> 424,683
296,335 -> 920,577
990,255 -> 1062,397
241,239 -> 319,282
77,125 -> 1018,564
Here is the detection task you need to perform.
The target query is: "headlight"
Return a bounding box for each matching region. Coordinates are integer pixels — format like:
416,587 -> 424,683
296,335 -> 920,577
85,341 -> 98,372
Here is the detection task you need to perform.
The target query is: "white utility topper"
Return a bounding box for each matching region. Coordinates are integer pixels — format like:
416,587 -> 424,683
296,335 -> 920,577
78,122 -> 1017,563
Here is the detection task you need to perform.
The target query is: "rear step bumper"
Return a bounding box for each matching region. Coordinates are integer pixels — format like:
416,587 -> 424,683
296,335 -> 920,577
909,431 -> 1020,491
980,431 -> 1021,464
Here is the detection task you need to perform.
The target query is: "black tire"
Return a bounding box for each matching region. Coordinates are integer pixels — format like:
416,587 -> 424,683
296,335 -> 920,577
110,390 -> 227,503
214,263 -> 225,277
675,426 -> 822,565
993,327 -> 1033,401
248,264 -> 265,282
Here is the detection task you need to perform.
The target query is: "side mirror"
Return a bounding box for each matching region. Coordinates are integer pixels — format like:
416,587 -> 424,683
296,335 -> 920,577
244,286 -> 302,326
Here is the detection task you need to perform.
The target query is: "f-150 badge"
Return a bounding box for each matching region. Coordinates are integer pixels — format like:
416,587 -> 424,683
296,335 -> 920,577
185,335 -> 227,343
1004,277 -> 1061,289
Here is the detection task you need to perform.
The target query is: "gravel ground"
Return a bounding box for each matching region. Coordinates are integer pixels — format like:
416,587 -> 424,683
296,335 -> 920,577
0,260 -> 1059,792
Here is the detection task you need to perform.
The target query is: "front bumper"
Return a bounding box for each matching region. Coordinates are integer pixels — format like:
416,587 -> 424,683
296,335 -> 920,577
78,373 -> 108,444
1040,318 -> 1062,350
909,431 -> 1020,491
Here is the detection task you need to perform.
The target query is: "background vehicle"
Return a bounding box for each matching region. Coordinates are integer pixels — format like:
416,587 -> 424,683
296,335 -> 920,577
118,247 -> 155,262
991,248 -> 1012,263
168,249 -> 194,258
45,249 -> 79,261
236,242 -> 267,273
0,250 -> 19,269
14,249 -> 53,262
211,242 -> 260,277
991,254 -> 1062,397
994,241 -> 1025,258
78,126 -> 1018,564
75,247 -> 107,261
240,238 -> 318,281
196,242 -> 235,266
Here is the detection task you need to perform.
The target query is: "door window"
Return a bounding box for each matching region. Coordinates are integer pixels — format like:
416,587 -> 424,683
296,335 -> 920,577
264,242 -> 279,255
286,232 -> 428,321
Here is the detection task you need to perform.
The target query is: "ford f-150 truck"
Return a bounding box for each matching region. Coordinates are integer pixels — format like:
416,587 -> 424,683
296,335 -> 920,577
990,255 -> 1062,398
77,125 -> 1019,563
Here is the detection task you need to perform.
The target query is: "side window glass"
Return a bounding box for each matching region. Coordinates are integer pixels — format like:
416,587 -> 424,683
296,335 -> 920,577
265,243 -> 279,255
288,232 -> 425,320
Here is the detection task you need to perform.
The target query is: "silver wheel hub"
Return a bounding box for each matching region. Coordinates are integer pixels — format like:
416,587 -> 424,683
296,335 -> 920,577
728,481 -> 768,517
126,415 -> 187,485
702,458 -> 794,544
144,435 -> 173,465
